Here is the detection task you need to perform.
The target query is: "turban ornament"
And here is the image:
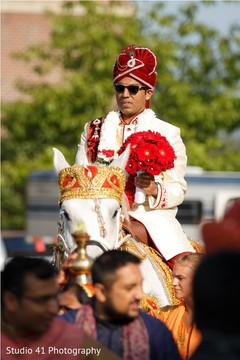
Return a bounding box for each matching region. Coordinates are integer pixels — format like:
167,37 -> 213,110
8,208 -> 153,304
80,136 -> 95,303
113,45 -> 158,90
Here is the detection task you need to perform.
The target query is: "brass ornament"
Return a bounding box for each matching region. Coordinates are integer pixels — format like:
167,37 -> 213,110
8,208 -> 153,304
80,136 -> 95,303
69,231 -> 93,286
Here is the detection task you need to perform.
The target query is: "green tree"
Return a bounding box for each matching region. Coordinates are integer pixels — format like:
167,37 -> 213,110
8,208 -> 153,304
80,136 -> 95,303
2,1 -> 240,230
1,0 -> 144,229
139,1 -> 240,169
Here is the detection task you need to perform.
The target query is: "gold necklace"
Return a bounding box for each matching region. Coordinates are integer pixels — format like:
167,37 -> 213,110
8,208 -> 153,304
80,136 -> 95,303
185,323 -> 194,360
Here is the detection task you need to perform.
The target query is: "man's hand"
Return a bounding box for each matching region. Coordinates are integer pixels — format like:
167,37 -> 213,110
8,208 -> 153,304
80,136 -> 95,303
134,172 -> 158,197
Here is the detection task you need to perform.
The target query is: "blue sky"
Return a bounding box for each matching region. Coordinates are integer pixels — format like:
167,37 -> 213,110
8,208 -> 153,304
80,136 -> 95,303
135,1 -> 240,34
179,1 -> 240,34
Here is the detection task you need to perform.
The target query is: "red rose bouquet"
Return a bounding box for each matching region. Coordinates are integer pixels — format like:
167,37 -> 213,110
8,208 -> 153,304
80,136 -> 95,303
118,130 -> 176,206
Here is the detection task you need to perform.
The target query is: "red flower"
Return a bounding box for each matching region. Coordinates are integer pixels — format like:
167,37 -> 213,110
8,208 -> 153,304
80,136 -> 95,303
118,130 -> 176,176
137,161 -> 147,171
98,149 -> 115,158
125,158 -> 138,175
138,143 -> 158,162
118,130 -> 176,205
147,163 -> 162,175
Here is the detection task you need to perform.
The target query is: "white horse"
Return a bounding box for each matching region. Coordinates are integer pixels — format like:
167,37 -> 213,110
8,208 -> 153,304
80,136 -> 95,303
53,146 -> 178,311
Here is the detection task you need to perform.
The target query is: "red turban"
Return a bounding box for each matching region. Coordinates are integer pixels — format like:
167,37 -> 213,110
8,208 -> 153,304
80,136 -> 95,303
113,45 -> 157,90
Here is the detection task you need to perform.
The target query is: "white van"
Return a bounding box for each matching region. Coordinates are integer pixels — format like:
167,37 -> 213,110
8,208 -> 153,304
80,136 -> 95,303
25,169 -> 240,244
176,168 -> 240,242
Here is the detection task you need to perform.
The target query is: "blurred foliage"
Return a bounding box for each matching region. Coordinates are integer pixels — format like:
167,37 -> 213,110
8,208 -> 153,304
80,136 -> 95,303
1,0 -> 240,229
140,1 -> 240,169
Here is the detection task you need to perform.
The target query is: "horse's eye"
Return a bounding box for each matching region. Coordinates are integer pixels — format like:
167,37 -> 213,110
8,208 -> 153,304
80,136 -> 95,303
112,208 -> 120,219
62,210 -> 71,222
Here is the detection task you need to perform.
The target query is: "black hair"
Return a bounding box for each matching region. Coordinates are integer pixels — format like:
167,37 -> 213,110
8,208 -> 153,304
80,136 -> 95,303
193,250 -> 240,334
1,256 -> 58,301
91,249 -> 141,288
61,282 -> 90,304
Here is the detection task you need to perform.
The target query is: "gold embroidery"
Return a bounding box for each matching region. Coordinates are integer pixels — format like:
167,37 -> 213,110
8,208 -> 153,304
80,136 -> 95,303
120,240 -> 147,260
58,165 -> 126,204
188,237 -> 205,254
121,238 -> 178,309
141,294 -> 161,314
141,244 -> 178,306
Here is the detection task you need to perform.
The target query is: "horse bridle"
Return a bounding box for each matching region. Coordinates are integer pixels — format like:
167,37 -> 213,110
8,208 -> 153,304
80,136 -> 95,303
94,199 -> 107,238
86,240 -> 109,252
57,206 -> 110,255
57,211 -> 71,254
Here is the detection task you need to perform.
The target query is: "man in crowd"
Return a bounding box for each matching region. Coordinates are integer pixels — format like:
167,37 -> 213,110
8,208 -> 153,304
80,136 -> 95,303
60,250 -> 181,360
58,282 -> 91,315
1,256 -> 121,360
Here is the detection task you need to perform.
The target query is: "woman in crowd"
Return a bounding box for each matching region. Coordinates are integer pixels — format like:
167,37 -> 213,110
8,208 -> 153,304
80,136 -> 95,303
157,253 -> 204,359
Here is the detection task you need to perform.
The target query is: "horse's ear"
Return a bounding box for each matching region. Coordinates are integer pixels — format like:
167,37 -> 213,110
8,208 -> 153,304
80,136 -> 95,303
52,147 -> 70,175
75,144 -> 90,166
111,144 -> 130,170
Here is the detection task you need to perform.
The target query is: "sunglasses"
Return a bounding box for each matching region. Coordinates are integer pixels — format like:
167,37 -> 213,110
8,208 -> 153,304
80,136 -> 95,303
114,84 -> 148,95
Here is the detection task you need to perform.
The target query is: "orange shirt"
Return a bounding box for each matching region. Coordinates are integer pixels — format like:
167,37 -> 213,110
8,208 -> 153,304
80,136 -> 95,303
158,304 -> 201,360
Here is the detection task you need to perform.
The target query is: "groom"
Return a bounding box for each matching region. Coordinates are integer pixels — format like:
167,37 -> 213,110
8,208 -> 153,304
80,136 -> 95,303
76,44 -> 194,268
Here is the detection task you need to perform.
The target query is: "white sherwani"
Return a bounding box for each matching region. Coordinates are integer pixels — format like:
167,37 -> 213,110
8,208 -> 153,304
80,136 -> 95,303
78,109 -> 194,260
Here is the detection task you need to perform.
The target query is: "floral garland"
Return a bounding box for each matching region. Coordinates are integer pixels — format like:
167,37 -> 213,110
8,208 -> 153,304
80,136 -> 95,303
96,109 -> 159,163
96,111 -> 120,163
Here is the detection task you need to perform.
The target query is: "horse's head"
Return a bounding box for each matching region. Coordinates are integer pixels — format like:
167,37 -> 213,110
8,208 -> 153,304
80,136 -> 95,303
53,146 -> 130,258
